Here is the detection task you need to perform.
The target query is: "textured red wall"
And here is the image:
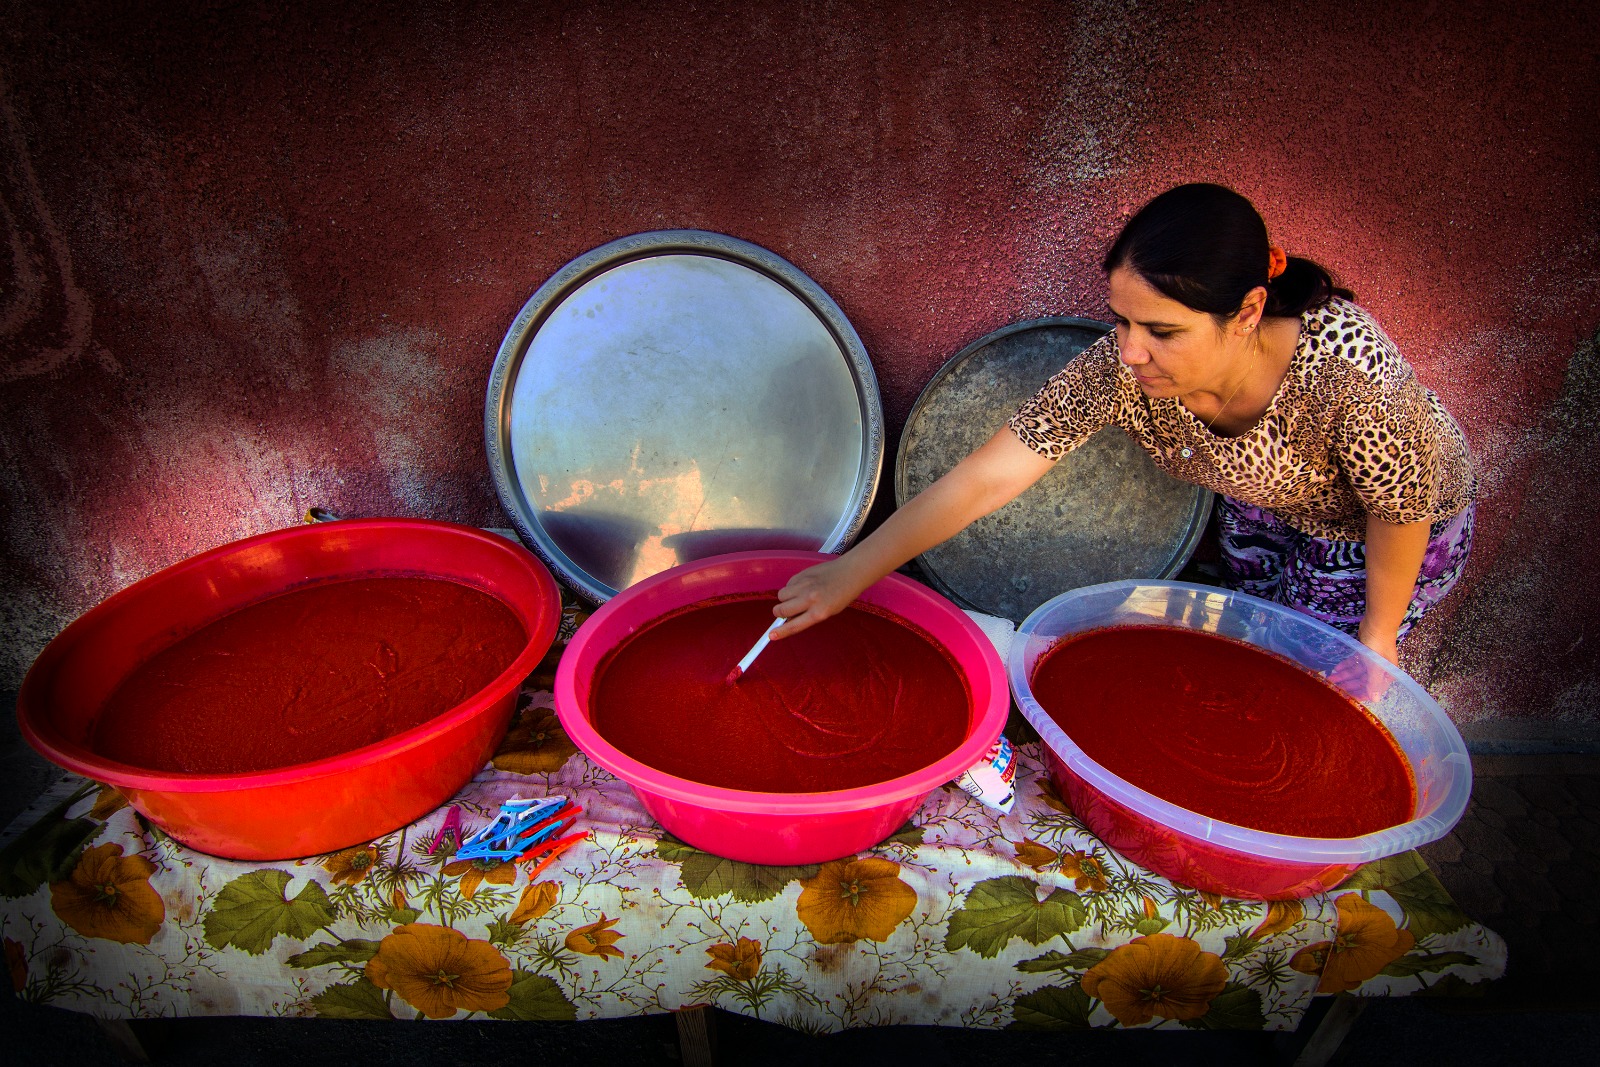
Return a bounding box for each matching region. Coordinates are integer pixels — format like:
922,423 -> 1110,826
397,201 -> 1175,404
3,1 -> 1598,739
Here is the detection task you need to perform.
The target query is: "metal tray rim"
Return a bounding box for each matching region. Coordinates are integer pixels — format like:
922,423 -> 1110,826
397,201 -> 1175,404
485,229 -> 885,603
894,316 -> 1213,617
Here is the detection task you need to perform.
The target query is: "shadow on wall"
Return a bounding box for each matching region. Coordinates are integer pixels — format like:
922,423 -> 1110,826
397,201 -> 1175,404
1427,328 -> 1600,742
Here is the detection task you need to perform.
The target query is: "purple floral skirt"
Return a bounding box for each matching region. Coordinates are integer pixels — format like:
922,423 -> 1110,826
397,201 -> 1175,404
1215,497 -> 1476,640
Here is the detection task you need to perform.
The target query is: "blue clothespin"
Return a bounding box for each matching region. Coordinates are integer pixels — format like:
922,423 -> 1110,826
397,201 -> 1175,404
455,796 -> 570,861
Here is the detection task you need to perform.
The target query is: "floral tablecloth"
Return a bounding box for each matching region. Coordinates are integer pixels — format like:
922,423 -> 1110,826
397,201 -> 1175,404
2,682 -> 1505,1032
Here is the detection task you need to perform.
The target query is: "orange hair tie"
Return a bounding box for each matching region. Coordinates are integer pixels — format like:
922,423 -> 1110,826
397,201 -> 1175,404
1267,245 -> 1288,280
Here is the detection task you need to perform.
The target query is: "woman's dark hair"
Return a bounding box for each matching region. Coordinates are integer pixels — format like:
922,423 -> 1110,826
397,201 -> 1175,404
1102,183 -> 1352,321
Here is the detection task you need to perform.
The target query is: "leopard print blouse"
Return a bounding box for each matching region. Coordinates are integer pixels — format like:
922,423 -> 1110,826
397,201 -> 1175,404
1007,298 -> 1475,542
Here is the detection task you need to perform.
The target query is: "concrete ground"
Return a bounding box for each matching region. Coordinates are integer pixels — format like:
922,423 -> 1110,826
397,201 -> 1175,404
4,693 -> 1599,1066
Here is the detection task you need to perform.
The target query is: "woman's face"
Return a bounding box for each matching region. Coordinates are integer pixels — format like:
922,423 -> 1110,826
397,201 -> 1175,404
1106,266 -> 1234,399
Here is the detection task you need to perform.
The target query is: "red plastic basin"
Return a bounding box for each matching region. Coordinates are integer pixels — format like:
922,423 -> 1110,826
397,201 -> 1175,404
17,519 -> 561,861
554,551 -> 1009,865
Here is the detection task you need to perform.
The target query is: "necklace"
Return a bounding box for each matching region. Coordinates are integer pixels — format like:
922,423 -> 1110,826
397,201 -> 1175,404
1179,328 -> 1259,460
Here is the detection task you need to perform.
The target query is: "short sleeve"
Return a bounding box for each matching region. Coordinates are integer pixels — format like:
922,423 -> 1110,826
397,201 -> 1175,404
1007,334 -> 1125,461
1331,363 -> 1447,526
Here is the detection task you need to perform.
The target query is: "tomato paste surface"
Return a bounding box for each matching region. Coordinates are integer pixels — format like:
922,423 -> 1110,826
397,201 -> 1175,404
590,596 -> 969,792
1030,626 -> 1413,837
91,576 -> 526,774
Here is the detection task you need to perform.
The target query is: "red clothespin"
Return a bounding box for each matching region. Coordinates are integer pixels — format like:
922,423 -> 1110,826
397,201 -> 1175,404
520,830 -> 589,879
514,804 -> 584,844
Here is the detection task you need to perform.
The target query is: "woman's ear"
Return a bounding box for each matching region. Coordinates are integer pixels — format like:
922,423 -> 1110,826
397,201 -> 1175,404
1236,285 -> 1268,332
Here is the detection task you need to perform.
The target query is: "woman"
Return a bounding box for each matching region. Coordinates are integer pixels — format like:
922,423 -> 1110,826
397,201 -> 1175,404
773,183 -> 1476,667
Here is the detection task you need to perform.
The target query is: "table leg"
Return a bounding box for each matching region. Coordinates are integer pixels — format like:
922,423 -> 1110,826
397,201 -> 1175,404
674,1005 -> 718,1067
1274,995 -> 1367,1067
95,1019 -> 151,1063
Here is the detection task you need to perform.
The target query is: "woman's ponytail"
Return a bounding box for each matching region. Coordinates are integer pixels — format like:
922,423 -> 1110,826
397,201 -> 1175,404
1264,256 -> 1352,318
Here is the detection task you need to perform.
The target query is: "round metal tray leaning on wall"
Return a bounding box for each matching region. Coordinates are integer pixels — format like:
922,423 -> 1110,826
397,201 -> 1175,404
896,317 -> 1213,623
486,231 -> 884,602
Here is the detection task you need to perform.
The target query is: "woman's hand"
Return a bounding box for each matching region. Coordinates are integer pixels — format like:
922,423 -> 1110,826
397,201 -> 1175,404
772,557 -> 873,639
770,427 -> 1057,641
1356,618 -> 1401,667
1359,514 -> 1430,670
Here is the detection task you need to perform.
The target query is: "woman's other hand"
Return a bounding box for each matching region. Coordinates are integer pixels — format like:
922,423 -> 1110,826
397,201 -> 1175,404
1325,619 -> 1399,703
1356,618 -> 1401,667
1359,514 -> 1428,670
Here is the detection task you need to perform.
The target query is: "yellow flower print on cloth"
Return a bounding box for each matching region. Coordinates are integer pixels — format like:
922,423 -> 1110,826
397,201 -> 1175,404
365,923 -> 514,1018
705,937 -> 763,981
322,846 -> 379,885
88,785 -> 129,822
509,881 -> 559,926
493,710 -> 579,774
1291,892 -> 1415,993
1059,850 -> 1111,893
566,915 -> 625,960
1037,778 -> 1072,813
49,843 -> 165,945
1012,839 -> 1057,870
1080,933 -> 1229,1026
1250,898 -> 1305,941
796,858 -> 917,945
442,856 -> 518,900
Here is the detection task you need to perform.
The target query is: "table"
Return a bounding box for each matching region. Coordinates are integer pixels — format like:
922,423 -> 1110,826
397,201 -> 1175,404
1,612 -> 1505,1037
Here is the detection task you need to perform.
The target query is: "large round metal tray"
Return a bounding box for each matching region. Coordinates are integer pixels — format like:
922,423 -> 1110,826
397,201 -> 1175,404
486,231 -> 883,602
896,317 -> 1212,623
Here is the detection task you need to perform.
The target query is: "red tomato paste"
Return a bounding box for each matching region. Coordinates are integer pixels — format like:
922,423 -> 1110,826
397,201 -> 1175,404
1030,626 -> 1413,837
590,596 -> 969,793
91,576 -> 526,774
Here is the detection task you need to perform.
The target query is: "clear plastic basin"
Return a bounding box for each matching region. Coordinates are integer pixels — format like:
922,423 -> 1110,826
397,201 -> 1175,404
1009,580 -> 1472,900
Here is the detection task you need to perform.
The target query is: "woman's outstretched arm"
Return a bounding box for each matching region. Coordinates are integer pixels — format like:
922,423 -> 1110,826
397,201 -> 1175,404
771,427 -> 1056,638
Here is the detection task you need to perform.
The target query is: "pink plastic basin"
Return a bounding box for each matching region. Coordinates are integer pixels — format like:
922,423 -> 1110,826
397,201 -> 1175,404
1010,581 -> 1472,900
18,519 -> 562,861
554,551 -> 1009,865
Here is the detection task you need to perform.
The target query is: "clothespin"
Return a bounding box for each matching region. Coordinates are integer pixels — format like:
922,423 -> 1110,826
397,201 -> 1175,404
513,804 -> 583,847
426,806 -> 463,856
520,830 -> 589,880
455,795 -> 572,862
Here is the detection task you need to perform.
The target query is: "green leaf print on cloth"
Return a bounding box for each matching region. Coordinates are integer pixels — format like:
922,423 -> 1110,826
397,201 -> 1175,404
309,977 -> 394,1019
1014,947 -> 1111,973
945,875 -> 1086,958
655,835 -> 820,903
203,870 -> 337,954
1008,983 -> 1096,1030
287,938 -> 382,968
881,822 -> 925,849
1382,872 -> 1472,940
1337,851 -> 1429,891
0,785 -> 101,898
1339,854 -> 1470,939
1179,982 -> 1266,1030
1379,951 -> 1480,978
487,970 -> 578,1021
